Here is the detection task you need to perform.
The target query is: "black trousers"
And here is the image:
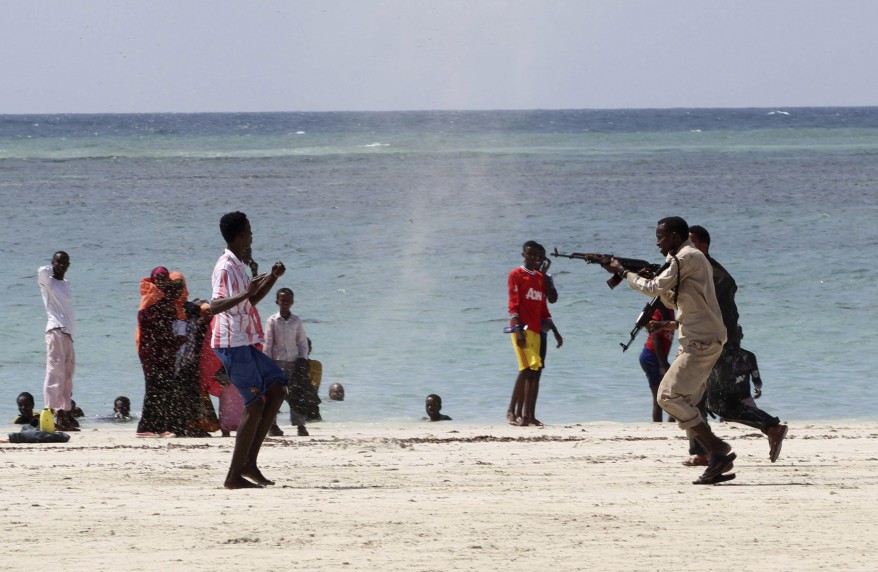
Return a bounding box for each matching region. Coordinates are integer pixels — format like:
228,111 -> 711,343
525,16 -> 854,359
690,346 -> 780,455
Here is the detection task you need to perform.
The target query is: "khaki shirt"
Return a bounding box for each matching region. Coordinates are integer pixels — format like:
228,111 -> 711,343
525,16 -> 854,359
625,240 -> 726,345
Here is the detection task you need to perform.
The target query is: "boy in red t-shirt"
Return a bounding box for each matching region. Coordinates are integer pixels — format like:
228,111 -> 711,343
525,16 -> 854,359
506,241 -> 559,426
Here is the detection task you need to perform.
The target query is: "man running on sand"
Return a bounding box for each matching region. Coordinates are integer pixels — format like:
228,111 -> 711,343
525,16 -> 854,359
603,216 -> 736,485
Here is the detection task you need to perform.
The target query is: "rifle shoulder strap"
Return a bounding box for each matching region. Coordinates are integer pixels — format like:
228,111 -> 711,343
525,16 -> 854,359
668,253 -> 681,306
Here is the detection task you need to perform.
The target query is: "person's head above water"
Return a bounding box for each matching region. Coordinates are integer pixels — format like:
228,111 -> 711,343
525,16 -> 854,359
114,396 -> 131,418
16,392 -> 35,418
328,383 -> 345,401
425,394 -> 449,422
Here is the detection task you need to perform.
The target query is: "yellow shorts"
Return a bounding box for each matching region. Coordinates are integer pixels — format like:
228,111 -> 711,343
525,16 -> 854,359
512,329 -> 543,371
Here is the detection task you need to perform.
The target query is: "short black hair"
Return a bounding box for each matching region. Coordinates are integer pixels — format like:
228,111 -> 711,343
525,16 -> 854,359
522,240 -> 540,251
115,396 -> 130,407
689,225 -> 711,246
276,287 -> 294,299
17,391 -> 34,405
426,394 -> 442,406
219,212 -> 249,244
658,216 -> 689,240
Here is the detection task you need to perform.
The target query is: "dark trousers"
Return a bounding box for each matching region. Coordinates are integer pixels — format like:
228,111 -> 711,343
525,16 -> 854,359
690,346 -> 781,456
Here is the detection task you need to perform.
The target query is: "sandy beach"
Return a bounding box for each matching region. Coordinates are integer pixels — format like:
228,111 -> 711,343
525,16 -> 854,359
2,420 -> 876,571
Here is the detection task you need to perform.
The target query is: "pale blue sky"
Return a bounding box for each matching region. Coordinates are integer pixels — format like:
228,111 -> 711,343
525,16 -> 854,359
3,0 -> 877,113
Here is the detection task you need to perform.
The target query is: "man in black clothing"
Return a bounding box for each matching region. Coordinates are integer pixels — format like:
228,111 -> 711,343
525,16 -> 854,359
688,225 -> 788,463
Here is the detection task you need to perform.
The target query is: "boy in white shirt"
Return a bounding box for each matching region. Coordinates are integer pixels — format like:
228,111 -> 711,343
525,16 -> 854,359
264,288 -> 320,435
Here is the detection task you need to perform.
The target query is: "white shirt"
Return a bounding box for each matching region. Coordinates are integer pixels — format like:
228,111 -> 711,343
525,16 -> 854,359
38,266 -> 75,337
263,312 -> 308,361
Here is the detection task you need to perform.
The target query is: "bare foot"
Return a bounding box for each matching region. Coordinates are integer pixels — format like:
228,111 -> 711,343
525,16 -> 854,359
513,416 -> 529,427
242,466 -> 275,486
506,411 -> 515,425
683,454 -> 709,467
224,476 -> 264,489
529,418 -> 545,427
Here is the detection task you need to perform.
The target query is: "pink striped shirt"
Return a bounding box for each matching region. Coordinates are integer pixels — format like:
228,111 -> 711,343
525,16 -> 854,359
210,249 -> 263,348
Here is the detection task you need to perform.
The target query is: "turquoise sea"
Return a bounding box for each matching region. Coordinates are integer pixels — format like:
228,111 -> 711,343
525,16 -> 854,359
2,108 -> 877,426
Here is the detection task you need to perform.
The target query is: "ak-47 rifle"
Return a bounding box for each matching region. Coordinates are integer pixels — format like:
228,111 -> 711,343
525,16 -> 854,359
620,259 -> 674,351
551,248 -> 660,289
620,297 -> 665,352
553,247 -> 670,351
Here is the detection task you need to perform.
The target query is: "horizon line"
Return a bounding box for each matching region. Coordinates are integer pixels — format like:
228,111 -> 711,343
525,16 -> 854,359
3,104 -> 878,117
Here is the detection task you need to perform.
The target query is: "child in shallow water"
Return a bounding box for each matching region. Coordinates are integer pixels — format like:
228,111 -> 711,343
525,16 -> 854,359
114,396 -> 132,420
423,394 -> 452,422
13,392 -> 40,428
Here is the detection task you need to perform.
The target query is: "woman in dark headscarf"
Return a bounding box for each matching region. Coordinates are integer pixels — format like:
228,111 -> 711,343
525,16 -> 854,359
136,267 -> 188,436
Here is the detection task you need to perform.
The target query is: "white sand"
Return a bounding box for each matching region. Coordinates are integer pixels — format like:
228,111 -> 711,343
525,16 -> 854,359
2,420 -> 876,571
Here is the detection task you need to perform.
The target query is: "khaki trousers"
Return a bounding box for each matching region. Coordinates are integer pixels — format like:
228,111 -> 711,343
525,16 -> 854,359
657,339 -> 723,431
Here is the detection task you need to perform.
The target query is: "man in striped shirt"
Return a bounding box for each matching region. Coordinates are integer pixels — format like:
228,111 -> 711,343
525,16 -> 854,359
210,211 -> 287,489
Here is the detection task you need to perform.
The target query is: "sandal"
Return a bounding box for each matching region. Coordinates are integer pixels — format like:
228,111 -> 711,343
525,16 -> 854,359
695,452 -> 736,484
693,472 -> 736,485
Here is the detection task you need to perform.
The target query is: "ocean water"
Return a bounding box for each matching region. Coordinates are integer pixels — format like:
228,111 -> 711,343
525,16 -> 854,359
2,108 -> 877,426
